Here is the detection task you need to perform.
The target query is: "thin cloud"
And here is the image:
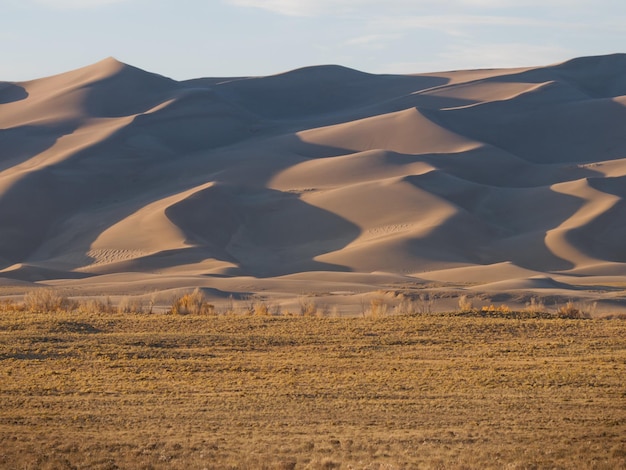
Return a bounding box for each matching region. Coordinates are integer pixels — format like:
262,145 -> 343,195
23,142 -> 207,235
345,33 -> 400,47
32,0 -> 131,8
225,0 -> 437,17
372,15 -> 568,36
225,0 -> 618,17
224,0 -> 331,17
371,14 -> 626,37
377,42 -> 574,74
439,42 -> 574,69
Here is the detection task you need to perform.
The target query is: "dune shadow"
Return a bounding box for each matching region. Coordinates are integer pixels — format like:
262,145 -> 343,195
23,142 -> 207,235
205,66 -> 451,120
0,83 -> 28,104
0,122 -> 84,267
422,83 -> 626,165
81,64 -> 179,118
402,173 -> 582,272
0,122 -> 79,172
567,175 -> 626,263
479,54 -> 626,99
163,184 -> 360,276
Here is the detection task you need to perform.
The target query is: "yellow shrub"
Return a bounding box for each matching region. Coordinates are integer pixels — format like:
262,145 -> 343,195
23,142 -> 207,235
170,288 -> 214,315
557,301 -> 590,319
481,304 -> 511,314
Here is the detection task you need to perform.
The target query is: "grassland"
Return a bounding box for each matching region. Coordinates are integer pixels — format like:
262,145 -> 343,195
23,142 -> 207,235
0,310 -> 625,469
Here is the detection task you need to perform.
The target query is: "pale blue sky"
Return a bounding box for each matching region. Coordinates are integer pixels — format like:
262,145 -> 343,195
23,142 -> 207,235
3,0 -> 625,81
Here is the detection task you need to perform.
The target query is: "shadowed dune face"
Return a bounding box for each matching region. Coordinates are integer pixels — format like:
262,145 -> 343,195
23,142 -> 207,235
430,95 -> 626,164
0,122 -> 80,171
0,83 -> 28,104
187,65 -> 450,120
163,183 -> 359,275
488,53 -> 626,99
2,54 -> 626,295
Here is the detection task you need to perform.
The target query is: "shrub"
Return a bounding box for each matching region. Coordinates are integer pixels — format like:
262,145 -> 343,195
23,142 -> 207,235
368,298 -> 388,317
581,301 -> 598,317
117,296 -> 146,314
391,294 -> 437,316
223,295 -> 236,315
481,304 -> 511,315
416,293 -> 435,314
299,297 -> 318,316
556,301 -> 590,319
458,295 -> 473,312
147,291 -> 158,314
394,297 -> 414,316
525,297 -> 546,314
0,299 -> 24,312
253,301 -> 270,316
77,297 -> 114,314
170,288 -> 214,315
23,289 -> 74,313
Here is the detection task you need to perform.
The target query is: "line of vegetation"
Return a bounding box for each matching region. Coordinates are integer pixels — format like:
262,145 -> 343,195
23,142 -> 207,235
0,288 -> 623,320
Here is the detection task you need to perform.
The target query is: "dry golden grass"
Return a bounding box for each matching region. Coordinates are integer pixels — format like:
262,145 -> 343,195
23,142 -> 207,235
169,289 -> 215,316
0,310 -> 625,469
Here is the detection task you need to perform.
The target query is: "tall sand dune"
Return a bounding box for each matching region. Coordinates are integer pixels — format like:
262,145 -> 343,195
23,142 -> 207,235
2,54 -> 626,308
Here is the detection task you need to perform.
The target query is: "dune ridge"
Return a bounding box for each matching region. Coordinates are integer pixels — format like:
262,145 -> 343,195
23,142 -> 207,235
2,54 -> 626,310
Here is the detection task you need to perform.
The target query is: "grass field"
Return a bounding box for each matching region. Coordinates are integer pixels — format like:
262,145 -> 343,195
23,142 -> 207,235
1,310 -> 625,469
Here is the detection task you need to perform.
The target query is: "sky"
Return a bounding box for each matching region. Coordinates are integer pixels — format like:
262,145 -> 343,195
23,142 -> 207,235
3,0 -> 626,81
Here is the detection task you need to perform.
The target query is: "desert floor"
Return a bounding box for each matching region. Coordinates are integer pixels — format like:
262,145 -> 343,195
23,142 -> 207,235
1,310 -> 625,469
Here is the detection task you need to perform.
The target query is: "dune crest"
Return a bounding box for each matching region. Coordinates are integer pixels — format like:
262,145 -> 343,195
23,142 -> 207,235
2,54 -> 626,307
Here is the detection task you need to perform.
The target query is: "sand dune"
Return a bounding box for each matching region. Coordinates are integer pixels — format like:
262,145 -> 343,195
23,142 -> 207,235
2,54 -> 626,311
297,107 -> 480,155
